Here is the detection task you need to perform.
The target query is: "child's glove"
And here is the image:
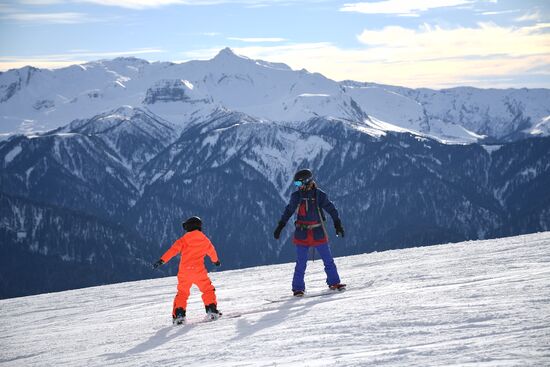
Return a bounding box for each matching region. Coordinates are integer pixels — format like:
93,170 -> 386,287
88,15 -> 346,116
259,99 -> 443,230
213,261 -> 221,267
334,220 -> 345,238
152,259 -> 164,269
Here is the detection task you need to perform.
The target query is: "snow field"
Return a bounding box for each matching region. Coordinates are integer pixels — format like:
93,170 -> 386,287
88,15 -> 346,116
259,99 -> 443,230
1,232 -> 549,366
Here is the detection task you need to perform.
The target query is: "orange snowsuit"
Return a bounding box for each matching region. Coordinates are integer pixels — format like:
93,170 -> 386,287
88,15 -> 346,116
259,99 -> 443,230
161,230 -> 219,316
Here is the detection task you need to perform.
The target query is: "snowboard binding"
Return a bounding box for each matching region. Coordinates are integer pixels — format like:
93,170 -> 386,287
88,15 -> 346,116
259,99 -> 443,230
293,290 -> 305,297
329,283 -> 346,292
205,303 -> 221,321
173,308 -> 186,325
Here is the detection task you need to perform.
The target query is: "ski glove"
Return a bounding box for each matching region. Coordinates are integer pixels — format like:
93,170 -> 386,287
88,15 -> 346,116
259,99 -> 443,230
334,220 -> 345,238
152,259 -> 164,269
273,221 -> 285,239
213,261 -> 221,267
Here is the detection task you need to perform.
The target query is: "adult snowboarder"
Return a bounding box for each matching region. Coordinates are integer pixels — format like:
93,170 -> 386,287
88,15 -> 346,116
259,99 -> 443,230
273,169 -> 346,296
152,216 -> 221,324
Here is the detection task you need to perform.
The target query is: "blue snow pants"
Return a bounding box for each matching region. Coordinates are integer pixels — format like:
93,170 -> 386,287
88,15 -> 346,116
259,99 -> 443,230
292,243 -> 340,291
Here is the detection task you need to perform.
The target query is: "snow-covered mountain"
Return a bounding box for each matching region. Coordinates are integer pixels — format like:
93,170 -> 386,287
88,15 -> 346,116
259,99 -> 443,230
2,102 -> 549,298
1,48 -> 549,143
1,48 -> 549,299
344,81 -> 550,142
1,232 -> 549,366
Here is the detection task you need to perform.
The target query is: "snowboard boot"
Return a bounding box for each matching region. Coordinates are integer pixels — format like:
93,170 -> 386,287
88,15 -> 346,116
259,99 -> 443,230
293,290 -> 305,297
173,307 -> 186,325
329,283 -> 346,292
205,303 -> 221,320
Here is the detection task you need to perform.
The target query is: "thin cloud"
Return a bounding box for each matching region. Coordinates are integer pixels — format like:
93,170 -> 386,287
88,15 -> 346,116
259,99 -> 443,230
0,4 -> 18,13
480,9 -> 520,16
1,12 -> 90,24
73,0 -> 318,9
192,28 -> 549,88
79,0 -> 187,9
228,37 -> 286,43
515,10 -> 541,22
340,0 -> 472,16
0,48 -> 165,70
18,0 -> 65,4
356,23 -> 550,60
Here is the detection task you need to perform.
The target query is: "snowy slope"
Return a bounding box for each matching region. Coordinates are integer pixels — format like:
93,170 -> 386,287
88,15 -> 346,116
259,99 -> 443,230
1,232 -> 549,366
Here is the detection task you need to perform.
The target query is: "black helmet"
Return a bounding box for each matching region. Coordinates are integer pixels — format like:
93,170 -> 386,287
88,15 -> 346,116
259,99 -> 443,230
293,169 -> 313,187
182,216 -> 202,232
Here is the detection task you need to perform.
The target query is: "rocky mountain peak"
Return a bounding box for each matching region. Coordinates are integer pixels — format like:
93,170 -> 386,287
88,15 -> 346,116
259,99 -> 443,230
213,47 -> 244,60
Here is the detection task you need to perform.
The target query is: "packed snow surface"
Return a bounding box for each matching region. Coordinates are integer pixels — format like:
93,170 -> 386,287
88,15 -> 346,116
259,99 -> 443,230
1,232 -> 549,366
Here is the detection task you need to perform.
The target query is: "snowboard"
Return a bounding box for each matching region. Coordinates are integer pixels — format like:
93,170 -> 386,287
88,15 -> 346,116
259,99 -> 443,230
174,312 -> 242,326
265,287 -> 347,304
264,280 -> 374,304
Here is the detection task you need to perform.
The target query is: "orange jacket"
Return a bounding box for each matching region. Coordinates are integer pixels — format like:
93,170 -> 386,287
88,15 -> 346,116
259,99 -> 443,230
161,231 -> 219,271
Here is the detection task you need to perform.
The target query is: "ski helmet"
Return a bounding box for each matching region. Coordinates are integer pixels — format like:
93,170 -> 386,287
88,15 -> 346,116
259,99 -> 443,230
182,216 -> 202,232
293,169 -> 313,187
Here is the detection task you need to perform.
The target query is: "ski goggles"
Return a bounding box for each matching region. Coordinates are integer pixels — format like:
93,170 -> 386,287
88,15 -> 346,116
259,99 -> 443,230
294,179 -> 312,187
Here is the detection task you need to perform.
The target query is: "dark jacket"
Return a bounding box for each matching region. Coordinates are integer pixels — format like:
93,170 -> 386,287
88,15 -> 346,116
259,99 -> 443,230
279,187 -> 340,246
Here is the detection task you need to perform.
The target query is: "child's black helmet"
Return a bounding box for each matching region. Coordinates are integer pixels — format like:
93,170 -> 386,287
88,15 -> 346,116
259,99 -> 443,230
182,216 -> 202,232
293,169 -> 313,186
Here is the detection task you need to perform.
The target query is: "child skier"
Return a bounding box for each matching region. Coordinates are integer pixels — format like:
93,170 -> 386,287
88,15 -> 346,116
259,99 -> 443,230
273,169 -> 346,296
152,216 -> 221,325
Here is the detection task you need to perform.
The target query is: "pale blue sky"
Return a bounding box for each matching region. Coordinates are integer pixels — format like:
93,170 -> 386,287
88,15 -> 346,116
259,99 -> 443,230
1,0 -> 549,88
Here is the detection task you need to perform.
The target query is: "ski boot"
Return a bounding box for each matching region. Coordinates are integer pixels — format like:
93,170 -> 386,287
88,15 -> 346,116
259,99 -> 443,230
173,308 -> 186,325
205,303 -> 221,321
329,283 -> 346,292
293,290 -> 305,297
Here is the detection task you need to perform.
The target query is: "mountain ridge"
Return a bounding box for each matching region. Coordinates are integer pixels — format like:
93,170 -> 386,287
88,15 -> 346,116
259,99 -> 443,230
1,48 -> 549,143
2,103 -> 549,298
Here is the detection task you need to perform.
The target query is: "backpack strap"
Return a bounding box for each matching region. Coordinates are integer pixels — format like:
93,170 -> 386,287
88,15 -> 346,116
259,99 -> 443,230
315,189 -> 329,239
